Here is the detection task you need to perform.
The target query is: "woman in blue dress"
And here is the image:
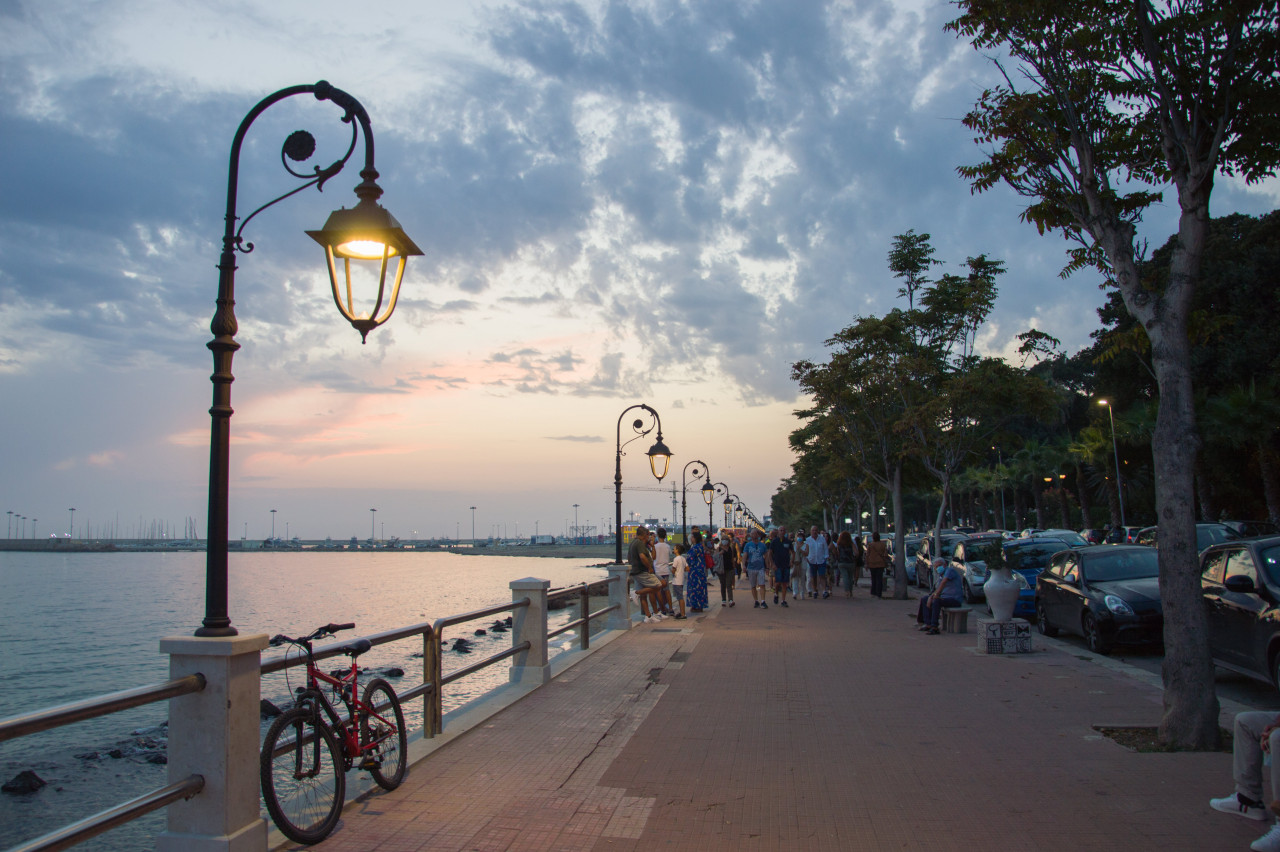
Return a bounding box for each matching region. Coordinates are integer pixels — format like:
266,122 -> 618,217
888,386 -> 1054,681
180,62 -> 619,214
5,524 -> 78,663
684,530 -> 709,612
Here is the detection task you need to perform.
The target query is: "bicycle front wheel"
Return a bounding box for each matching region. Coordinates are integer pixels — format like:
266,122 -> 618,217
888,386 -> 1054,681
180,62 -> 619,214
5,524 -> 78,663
261,707 -> 346,845
360,678 -> 407,790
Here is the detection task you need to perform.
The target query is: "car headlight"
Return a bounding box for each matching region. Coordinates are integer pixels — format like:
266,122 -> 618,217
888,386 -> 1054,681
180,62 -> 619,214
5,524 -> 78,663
1103,594 -> 1133,615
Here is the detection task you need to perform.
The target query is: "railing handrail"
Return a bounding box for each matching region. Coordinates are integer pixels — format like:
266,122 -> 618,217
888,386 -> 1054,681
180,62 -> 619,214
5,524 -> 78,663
6,775 -> 204,852
0,674 -> 206,744
260,619 -> 435,674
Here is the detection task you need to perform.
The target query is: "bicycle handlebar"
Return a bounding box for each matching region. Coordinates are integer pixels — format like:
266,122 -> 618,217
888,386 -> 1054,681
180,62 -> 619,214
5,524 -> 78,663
268,623 -> 356,647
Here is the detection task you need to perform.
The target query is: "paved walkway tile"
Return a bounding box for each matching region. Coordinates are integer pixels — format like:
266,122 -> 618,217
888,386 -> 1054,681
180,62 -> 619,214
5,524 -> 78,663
294,585 -> 1265,851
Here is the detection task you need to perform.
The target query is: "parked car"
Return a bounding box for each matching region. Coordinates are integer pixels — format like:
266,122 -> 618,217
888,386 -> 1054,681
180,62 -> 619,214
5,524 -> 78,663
916,534 -> 969,590
950,540 -> 996,602
1035,545 -> 1163,655
1222,520 -> 1280,539
1081,528 -> 1106,544
1200,535 -> 1280,690
951,536 -> 1066,606
1135,523 -> 1241,551
1030,529 -> 1089,548
883,533 -> 925,582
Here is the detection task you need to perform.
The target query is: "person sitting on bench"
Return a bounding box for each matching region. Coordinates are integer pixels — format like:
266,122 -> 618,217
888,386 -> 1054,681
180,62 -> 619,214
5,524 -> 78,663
917,558 -> 962,635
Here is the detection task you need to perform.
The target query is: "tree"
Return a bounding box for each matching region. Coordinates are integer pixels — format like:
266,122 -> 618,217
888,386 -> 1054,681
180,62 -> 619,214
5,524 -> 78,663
948,0 -> 1280,747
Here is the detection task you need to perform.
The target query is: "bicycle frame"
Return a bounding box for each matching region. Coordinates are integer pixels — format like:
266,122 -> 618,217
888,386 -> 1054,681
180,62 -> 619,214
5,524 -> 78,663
292,641 -> 398,771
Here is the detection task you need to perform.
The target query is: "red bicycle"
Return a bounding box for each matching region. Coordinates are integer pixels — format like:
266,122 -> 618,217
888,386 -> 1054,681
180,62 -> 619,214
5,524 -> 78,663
260,623 -> 407,845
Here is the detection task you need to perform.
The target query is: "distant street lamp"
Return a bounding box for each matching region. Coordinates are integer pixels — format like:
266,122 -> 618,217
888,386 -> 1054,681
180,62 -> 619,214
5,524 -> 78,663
196,81 -> 420,638
270,508 -> 277,540
681,459 -> 710,543
572,503 -> 580,544
68,508 -> 75,539
723,494 -> 736,530
371,508 -> 378,543
614,403 -> 672,564
470,506 -> 476,545
6,510 -> 11,539
1098,399 -> 1126,529
31,518 -> 37,539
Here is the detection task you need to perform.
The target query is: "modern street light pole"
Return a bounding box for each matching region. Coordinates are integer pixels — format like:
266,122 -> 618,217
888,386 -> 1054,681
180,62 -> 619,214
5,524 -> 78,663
68,508 -> 75,539
371,508 -> 377,543
681,459 -> 710,543
470,506 -> 476,545
6,511 -> 11,539
572,503 -> 579,544
196,81 -> 420,637
270,508 -> 277,540
614,403 -> 672,564
1099,399 -> 1126,530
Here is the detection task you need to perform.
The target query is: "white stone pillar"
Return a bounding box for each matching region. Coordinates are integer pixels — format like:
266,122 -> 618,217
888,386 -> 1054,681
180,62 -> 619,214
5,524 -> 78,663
156,634 -> 269,852
509,577 -> 551,686
606,564 -> 632,631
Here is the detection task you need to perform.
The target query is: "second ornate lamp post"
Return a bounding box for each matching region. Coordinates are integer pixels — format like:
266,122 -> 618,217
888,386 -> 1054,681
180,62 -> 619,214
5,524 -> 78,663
681,459 -> 710,543
614,404 -> 672,564
197,81 -> 421,637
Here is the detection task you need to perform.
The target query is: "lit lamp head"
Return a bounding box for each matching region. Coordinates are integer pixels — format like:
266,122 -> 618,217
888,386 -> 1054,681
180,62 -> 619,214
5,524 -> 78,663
647,436 -> 672,482
724,495 -> 735,510
307,171 -> 423,343
701,479 -> 715,505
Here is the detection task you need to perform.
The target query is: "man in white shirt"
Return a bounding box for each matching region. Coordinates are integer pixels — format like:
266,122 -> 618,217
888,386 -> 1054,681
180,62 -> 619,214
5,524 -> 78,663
805,526 -> 830,599
653,527 -> 675,615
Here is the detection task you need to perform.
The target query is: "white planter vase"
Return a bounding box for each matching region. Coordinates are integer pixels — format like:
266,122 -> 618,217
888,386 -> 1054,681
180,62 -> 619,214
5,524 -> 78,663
985,567 -> 1019,622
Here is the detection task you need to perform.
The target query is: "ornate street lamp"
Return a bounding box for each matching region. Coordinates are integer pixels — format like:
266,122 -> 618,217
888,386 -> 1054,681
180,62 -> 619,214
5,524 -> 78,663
197,81 -> 420,637
723,494 -> 735,530
681,459 -> 710,543
708,482 -> 728,533
614,404 -> 672,564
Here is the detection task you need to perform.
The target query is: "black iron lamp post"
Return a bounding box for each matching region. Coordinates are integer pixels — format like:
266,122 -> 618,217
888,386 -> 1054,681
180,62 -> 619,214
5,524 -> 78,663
681,459 -> 710,543
707,482 -> 728,534
614,404 -> 672,564
197,81 -> 421,638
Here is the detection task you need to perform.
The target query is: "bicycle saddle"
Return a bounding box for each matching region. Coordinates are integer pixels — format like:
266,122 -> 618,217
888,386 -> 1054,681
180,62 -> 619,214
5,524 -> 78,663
344,638 -> 372,657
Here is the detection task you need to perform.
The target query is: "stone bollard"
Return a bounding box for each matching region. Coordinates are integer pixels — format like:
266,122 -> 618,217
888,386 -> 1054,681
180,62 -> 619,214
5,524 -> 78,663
606,564 -> 632,631
509,578 -> 551,686
156,633 -> 269,852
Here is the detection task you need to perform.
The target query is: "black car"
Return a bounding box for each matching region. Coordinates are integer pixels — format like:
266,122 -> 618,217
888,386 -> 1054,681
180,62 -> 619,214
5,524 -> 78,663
1035,545 -> 1163,655
1200,535 -> 1280,690
1134,523 -> 1240,551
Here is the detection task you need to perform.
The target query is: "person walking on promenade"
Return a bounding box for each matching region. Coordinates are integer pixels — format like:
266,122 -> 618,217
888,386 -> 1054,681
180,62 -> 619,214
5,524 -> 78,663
653,527 -> 675,615
805,526 -> 830,599
791,531 -> 809,601
742,528 -> 769,608
670,544 -> 688,619
835,531 -> 856,598
1211,711 -> 1280,851
865,531 -> 890,598
684,530 -> 709,613
628,526 -> 665,623
716,532 -> 737,607
766,527 -> 792,607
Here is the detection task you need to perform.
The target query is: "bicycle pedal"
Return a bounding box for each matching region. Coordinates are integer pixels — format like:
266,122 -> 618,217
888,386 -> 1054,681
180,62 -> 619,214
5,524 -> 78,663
358,758 -> 380,772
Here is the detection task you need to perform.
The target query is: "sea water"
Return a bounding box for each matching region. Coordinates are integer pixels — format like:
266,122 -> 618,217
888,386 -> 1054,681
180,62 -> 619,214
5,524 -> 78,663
0,549 -> 607,850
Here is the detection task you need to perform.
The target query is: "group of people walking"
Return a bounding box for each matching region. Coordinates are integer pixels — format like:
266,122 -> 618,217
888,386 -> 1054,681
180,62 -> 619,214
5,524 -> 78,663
626,523 -> 895,621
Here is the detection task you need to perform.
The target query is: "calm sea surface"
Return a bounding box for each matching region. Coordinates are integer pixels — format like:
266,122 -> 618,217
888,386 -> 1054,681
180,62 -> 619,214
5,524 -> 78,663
0,550 -> 607,850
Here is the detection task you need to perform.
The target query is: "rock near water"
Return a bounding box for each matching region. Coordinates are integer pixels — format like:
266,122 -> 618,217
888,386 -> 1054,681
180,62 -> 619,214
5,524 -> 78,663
3,770 -> 47,795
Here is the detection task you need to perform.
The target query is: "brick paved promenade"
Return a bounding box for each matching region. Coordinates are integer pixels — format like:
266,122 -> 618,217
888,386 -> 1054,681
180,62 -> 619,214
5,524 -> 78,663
296,585 -> 1262,851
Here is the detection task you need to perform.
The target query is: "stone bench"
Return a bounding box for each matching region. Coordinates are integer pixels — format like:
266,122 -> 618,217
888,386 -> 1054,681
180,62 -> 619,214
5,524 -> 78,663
941,606 -> 973,634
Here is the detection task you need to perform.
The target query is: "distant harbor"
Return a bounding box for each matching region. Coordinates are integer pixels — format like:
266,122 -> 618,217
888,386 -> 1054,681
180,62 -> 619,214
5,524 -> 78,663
0,537 -> 619,559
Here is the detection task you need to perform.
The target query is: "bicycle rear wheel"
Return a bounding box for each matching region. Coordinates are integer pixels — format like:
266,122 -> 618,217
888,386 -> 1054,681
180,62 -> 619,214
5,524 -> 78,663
261,706 -> 346,844
360,678 -> 407,790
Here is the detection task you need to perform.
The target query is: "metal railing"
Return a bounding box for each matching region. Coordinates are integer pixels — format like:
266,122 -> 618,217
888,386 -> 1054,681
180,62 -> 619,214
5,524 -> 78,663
1,572 -> 625,852
0,676 -> 207,852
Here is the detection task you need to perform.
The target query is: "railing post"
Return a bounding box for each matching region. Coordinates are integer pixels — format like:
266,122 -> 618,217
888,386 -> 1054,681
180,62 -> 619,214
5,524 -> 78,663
156,634 -> 269,852
424,626 -> 439,738
508,578 -> 550,686
579,586 -> 590,650
606,565 -> 632,631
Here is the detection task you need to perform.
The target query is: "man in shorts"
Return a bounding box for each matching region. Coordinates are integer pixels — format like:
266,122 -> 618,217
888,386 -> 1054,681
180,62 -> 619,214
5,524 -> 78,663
805,525 -> 830,598
742,528 -> 769,608
628,526 -> 665,623
652,527 -> 675,615
765,527 -> 792,608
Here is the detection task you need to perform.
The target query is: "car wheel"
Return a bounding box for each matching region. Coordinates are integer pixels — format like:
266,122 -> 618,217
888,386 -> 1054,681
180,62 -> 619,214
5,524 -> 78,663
1083,612 -> 1111,655
1036,601 -> 1058,636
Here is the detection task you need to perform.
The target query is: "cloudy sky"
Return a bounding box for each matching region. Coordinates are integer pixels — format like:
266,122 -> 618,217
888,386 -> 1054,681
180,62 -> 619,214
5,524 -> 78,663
0,0 -> 1275,543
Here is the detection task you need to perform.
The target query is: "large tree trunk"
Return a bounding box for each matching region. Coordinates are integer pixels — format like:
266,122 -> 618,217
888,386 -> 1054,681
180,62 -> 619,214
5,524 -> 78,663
891,462 -> 909,600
